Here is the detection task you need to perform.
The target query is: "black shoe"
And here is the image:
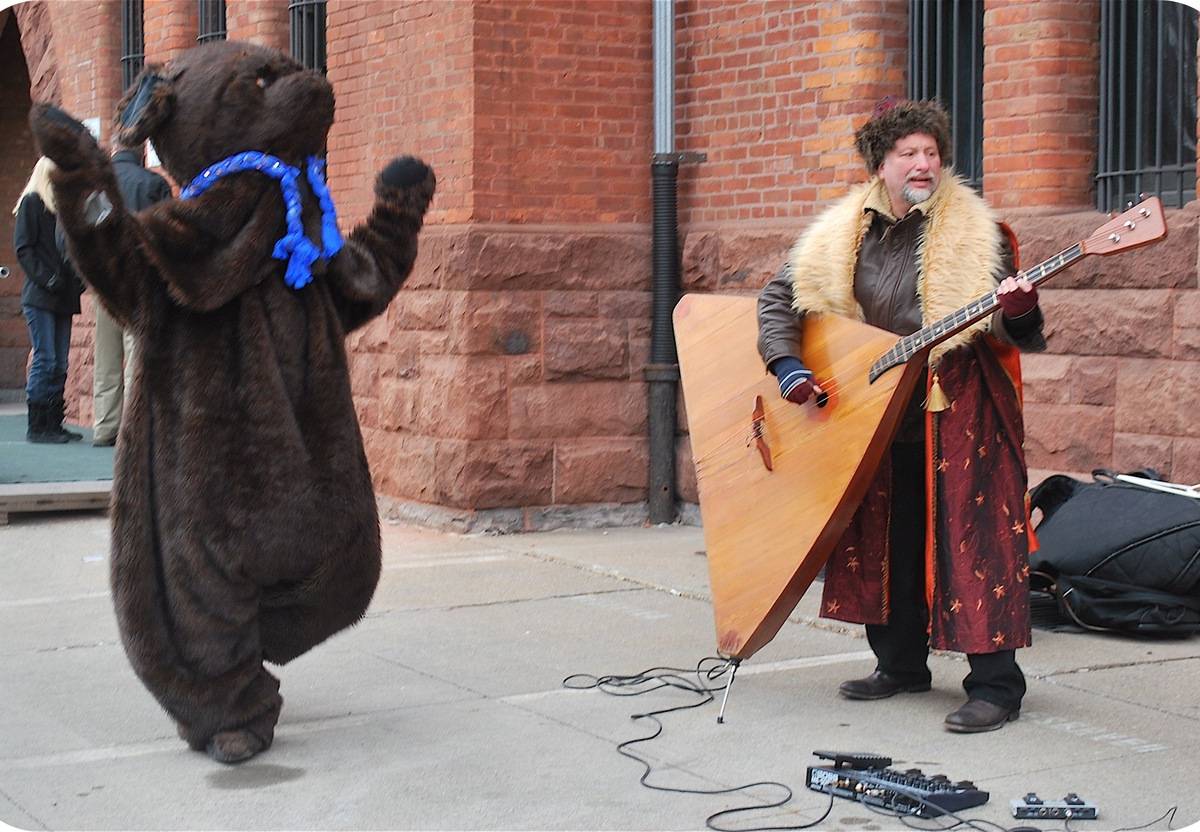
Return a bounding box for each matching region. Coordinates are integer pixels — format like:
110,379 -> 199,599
944,699 -> 1019,733
838,671 -> 932,700
47,396 -> 83,441
26,403 -> 69,444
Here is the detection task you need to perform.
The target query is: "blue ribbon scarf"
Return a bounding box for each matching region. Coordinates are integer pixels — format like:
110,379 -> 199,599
179,151 -> 343,290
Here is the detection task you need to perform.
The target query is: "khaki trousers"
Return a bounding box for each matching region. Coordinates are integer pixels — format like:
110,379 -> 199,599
92,303 -> 135,442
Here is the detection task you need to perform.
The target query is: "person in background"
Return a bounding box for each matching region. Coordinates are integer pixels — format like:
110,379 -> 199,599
91,137 -> 171,447
13,156 -> 83,444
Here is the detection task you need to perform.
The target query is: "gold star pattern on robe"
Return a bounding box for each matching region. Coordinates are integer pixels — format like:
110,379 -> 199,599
826,599 -> 841,614
937,458 -> 950,473
1011,520 -> 1025,535
992,583 -> 1006,599
846,555 -> 860,573
975,492 -> 985,506
950,599 -> 963,614
977,445 -> 988,458
992,632 -> 1006,646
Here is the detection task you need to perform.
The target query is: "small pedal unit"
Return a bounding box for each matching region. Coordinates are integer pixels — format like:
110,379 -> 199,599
1011,793 -> 1099,820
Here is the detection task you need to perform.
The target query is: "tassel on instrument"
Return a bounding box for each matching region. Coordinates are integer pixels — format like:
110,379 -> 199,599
925,373 -> 950,412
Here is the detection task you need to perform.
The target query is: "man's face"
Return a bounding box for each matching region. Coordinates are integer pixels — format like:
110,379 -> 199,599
877,132 -> 942,213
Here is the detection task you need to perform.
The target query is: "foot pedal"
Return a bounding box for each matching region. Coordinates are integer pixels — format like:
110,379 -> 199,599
812,750 -> 893,770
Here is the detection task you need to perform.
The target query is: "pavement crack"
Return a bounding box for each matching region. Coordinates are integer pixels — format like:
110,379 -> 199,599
1035,654 -> 1200,677
0,782 -> 52,829
367,587 -> 641,617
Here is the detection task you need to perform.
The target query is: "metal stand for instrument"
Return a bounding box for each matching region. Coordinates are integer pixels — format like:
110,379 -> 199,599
716,659 -> 741,724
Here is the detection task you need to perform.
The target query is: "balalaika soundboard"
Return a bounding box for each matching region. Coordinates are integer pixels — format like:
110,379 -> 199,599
806,751 -> 989,818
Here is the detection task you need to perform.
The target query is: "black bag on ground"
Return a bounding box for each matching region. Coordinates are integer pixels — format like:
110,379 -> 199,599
1029,470 -> 1200,636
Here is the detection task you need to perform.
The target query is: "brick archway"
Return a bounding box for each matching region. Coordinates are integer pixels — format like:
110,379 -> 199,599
0,7 -> 50,393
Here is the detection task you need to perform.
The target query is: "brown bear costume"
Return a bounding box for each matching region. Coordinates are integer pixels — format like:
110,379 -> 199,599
29,41 -> 435,764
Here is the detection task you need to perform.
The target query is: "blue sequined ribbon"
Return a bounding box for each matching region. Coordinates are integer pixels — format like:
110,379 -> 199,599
179,151 -> 343,289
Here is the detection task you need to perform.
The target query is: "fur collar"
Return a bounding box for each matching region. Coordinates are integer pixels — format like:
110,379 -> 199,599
787,173 -> 1002,364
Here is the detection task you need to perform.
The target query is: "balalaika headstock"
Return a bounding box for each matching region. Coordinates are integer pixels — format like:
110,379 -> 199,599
1081,196 -> 1167,256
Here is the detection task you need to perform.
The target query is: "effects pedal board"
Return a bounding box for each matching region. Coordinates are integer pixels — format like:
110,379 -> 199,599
806,751 -> 989,818
1012,793 -> 1099,820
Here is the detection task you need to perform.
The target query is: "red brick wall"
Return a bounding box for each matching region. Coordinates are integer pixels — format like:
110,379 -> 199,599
676,0 -> 907,226
327,0 -> 474,227
226,0 -> 289,52
982,0 -> 1100,209
144,0 -> 199,63
472,0 -> 652,225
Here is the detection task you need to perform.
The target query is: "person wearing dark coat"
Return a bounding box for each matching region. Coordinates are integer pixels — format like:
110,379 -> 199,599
29,40 -> 436,764
92,141 -> 172,446
13,156 -> 84,443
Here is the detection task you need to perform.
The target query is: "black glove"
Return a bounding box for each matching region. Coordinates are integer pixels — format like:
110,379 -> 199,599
770,356 -> 815,405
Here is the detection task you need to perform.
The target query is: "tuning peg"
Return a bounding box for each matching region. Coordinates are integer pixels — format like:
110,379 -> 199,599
1124,220 -> 1137,229
1107,212 -> 1114,219
1140,208 -> 1151,217
1139,192 -> 1148,200
1109,233 -> 1121,243
1126,200 -> 1134,209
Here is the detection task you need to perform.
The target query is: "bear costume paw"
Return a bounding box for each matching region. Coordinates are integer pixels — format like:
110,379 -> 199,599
206,729 -> 270,765
29,104 -> 105,172
377,155 -> 436,218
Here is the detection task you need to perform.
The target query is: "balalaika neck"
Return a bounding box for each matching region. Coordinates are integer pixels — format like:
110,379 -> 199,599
867,242 -> 1083,382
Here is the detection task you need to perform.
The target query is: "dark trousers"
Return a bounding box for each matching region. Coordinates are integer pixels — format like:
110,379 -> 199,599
864,441 -> 1026,712
23,305 -> 72,404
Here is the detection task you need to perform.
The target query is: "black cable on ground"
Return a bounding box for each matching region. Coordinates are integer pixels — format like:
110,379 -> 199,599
564,657 -> 835,831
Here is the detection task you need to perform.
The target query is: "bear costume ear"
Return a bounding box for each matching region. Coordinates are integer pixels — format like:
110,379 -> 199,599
113,64 -> 176,146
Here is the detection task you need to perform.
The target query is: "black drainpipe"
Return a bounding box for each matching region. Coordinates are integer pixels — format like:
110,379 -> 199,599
647,0 -> 704,525
646,158 -> 680,524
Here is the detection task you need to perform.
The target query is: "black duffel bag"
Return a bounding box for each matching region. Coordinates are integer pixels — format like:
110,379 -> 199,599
1029,470 -> 1200,636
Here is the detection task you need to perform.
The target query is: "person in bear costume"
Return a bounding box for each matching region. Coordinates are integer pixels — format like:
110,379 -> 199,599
28,40 -> 435,764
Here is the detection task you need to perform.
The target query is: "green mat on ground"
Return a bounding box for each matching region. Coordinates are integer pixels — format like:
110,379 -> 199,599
0,413 -> 114,484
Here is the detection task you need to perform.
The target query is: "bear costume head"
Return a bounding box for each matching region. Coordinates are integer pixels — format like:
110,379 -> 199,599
115,41 -> 335,185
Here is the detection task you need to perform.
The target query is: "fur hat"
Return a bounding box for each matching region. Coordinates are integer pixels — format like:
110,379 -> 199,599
854,97 -> 952,172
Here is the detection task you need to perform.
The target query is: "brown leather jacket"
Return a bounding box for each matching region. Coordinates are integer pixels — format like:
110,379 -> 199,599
757,204 -> 1044,439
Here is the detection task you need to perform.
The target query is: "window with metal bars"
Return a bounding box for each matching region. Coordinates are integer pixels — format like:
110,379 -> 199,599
907,0 -> 984,191
121,0 -> 145,91
289,0 -> 327,74
1098,1 -> 1197,211
197,0 -> 227,44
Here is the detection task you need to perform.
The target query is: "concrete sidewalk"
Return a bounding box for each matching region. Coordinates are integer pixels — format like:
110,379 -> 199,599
1,510 -> 1197,831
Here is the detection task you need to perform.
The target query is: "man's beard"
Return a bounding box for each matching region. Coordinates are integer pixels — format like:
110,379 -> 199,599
902,177 -> 937,206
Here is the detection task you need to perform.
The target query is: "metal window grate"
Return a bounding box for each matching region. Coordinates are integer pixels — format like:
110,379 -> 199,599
289,0 -> 327,74
120,0 -> 145,91
908,0 -> 985,192
197,0 -> 227,44
1098,0 -> 1198,211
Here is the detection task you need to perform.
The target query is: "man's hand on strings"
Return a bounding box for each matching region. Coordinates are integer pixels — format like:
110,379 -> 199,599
996,275 -> 1039,319
770,356 -> 825,405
